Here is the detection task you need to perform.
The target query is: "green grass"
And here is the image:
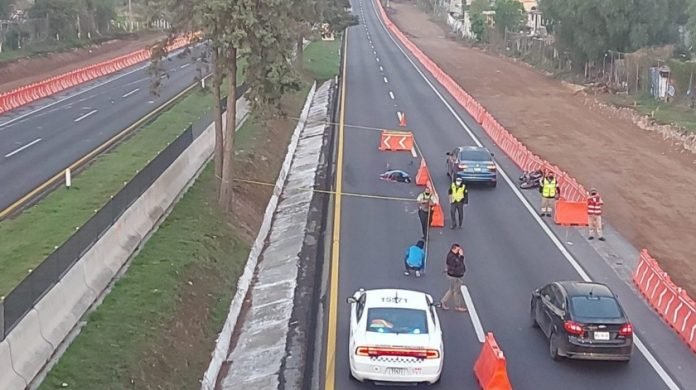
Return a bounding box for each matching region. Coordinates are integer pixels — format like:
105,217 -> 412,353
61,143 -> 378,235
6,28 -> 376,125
605,93 -> 696,132
38,164 -> 250,390
303,39 -> 341,81
0,90 -> 212,296
37,39 -> 341,389
0,61 -> 248,297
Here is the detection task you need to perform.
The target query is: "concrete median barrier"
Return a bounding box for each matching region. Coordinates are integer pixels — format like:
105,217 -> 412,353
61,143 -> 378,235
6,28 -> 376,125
5,309 -> 52,384
34,261 -> 97,351
0,98 -> 249,389
0,341 -> 25,389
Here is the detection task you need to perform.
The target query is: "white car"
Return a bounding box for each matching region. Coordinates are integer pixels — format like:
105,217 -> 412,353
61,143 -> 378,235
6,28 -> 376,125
346,288 -> 444,385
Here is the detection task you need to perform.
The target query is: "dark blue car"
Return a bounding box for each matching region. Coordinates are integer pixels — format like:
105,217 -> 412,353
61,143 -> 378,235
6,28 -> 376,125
446,146 -> 497,187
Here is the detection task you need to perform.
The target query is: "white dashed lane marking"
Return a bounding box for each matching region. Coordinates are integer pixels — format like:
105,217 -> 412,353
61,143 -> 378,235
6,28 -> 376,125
389,91 -> 395,100
383,77 -> 388,83
122,88 -> 140,98
73,109 -> 98,122
4,138 -> 42,158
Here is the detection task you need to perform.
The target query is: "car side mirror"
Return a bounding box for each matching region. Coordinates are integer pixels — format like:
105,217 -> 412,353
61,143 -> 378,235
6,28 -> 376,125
431,302 -> 442,308
346,297 -> 357,304
490,152 -> 495,157
446,152 -> 451,156
532,289 -> 539,297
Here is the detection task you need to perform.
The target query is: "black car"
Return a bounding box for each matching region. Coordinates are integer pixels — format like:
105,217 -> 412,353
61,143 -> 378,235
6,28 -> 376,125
530,281 -> 633,362
445,146 -> 497,186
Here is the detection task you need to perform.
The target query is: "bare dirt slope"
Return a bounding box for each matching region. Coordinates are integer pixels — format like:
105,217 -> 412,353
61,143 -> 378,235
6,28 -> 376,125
0,32 -> 165,93
388,0 -> 696,294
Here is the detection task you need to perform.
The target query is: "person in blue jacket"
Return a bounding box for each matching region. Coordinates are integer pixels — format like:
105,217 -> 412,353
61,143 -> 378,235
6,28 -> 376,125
404,240 -> 426,277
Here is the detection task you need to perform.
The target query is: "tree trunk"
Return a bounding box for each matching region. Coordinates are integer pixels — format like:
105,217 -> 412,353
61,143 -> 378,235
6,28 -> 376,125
218,46 -> 238,210
211,46 -> 224,184
296,33 -> 304,70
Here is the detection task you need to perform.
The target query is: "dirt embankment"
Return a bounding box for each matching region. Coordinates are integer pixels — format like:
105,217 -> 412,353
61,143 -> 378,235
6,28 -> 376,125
388,0 -> 696,295
0,32 -> 165,94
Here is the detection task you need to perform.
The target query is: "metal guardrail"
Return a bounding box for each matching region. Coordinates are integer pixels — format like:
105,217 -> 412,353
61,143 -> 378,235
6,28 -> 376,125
0,82 -> 248,339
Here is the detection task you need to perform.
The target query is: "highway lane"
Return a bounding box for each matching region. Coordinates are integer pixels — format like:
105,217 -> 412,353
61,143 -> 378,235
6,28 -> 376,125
332,23 -> 481,389
0,45 -> 209,211
323,0 -> 694,389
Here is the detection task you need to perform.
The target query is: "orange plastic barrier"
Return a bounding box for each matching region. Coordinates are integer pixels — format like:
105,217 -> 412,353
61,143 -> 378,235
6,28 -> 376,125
378,130 -> 414,152
374,0 -> 589,204
0,33 -> 199,115
553,200 -> 588,226
377,0 -> 696,355
430,202 -> 445,228
416,159 -> 429,186
633,250 -> 696,353
474,333 -> 513,390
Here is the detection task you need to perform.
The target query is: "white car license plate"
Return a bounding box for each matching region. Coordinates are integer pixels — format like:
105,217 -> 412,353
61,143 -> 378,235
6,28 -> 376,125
387,367 -> 408,375
474,167 -> 481,172
594,331 -> 610,341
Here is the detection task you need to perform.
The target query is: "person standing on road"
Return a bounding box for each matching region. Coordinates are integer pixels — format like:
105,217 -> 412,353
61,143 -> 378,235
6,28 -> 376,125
416,187 -> 435,239
587,188 -> 605,241
448,177 -> 468,229
539,171 -> 560,217
440,244 -> 467,312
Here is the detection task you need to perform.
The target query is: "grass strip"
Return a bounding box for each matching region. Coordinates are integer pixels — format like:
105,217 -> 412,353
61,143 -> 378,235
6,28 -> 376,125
606,93 -> 696,132
0,63 -> 246,296
38,39 -> 340,389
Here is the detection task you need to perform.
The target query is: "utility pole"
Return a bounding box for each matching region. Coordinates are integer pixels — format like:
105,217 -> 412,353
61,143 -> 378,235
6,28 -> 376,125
128,0 -> 133,31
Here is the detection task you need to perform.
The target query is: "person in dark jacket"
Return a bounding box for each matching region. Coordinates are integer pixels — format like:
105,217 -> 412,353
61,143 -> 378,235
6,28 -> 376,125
440,243 -> 467,312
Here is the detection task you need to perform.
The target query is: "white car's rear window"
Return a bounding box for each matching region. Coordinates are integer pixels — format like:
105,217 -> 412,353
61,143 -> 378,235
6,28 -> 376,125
366,308 -> 429,334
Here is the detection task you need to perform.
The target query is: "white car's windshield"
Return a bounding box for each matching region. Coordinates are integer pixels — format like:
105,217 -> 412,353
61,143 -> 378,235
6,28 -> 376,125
366,307 -> 429,334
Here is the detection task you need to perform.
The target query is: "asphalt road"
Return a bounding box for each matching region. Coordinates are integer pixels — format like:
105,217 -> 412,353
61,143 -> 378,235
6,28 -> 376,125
321,0 -> 696,389
0,44 -> 209,212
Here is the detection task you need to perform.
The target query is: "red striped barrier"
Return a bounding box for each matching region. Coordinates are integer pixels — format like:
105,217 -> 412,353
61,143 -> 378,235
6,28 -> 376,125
376,0 -> 696,354
0,33 -> 200,115
376,1 -> 586,203
633,250 -> 696,352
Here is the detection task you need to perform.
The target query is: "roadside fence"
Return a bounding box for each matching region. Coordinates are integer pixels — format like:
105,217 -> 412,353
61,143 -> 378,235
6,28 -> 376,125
0,32 -> 202,115
0,82 -> 248,340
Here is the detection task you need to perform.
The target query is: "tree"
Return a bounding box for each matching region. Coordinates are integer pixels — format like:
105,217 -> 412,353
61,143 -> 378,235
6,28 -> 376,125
468,0 -> 490,15
290,0 -> 320,70
150,0 -> 306,210
468,0 -> 490,42
493,0 -> 525,35
470,12 -> 486,42
540,0 -> 681,66
686,0 -> 696,49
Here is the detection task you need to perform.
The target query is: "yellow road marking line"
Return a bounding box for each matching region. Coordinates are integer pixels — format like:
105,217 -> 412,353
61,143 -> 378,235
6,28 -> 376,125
324,29 -> 349,390
0,75 -> 208,220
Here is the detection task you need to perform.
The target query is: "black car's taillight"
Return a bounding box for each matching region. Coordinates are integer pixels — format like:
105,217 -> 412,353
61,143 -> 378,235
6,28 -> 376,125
618,323 -> 633,337
563,320 -> 584,336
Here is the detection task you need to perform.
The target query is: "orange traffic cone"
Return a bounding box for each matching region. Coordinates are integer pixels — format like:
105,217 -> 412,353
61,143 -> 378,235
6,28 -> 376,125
416,159 -> 429,186
398,111 -> 407,127
430,203 -> 445,228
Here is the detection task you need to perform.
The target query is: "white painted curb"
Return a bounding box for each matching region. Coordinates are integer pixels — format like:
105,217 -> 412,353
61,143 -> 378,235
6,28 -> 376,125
200,81 -> 318,390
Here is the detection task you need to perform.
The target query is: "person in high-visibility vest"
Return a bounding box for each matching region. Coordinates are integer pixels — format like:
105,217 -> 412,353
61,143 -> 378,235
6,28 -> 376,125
416,187 -> 435,239
448,177 -> 468,229
538,172 -> 560,217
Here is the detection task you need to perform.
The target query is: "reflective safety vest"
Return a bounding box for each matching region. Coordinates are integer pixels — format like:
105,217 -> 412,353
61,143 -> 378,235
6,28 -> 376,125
418,192 -> 434,211
542,178 -> 557,198
450,183 -> 466,203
